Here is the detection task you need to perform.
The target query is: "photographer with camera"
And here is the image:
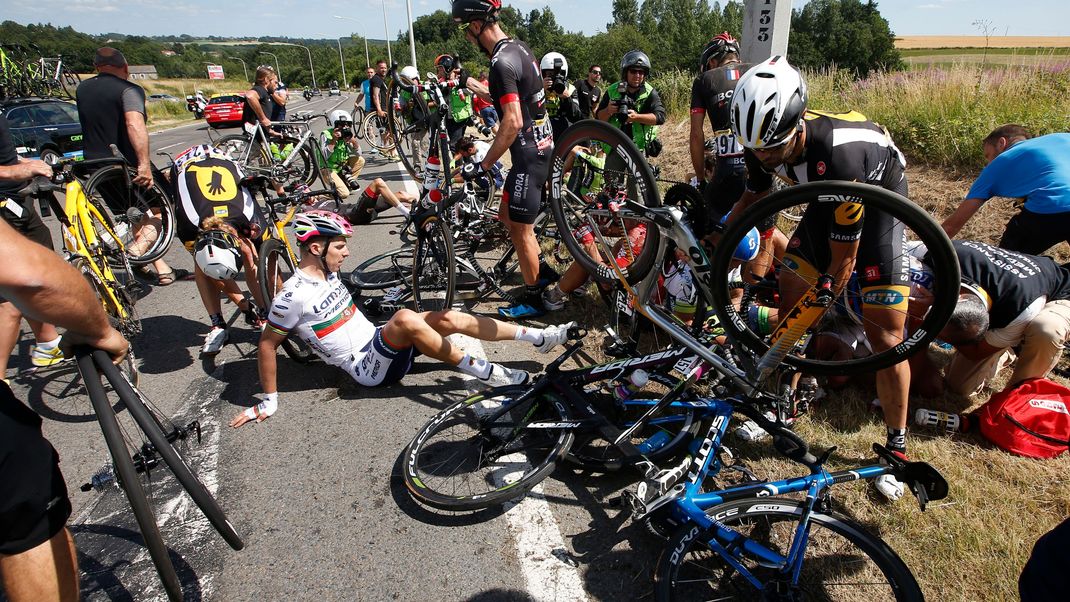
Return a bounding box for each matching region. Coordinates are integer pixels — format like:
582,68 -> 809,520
434,54 -> 477,148
320,110 -> 366,199
540,52 -> 581,140
595,50 -> 666,158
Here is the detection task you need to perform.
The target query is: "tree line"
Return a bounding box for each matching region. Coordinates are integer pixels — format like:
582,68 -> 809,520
1,1 -> 900,90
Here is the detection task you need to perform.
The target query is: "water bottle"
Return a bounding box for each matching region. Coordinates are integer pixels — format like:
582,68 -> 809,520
613,369 -> 649,401
636,430 -> 672,455
423,155 -> 442,192
914,408 -> 970,433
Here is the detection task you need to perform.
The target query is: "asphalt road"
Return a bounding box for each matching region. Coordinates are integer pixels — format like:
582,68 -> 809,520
8,92 -> 661,602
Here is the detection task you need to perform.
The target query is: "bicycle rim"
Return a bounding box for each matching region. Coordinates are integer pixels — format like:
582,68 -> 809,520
403,385 -> 575,511
83,165 -> 177,266
258,239 -> 316,363
709,181 -> 960,376
412,214 -> 455,312
362,112 -> 397,152
350,247 -> 414,291
655,498 -> 923,601
548,120 -> 662,286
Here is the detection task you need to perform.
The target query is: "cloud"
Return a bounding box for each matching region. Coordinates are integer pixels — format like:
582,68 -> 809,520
917,3 -> 943,8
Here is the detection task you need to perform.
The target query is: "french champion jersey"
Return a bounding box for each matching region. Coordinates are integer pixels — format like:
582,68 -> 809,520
266,269 -> 376,366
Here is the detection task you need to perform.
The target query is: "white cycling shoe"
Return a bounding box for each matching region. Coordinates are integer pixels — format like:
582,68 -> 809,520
479,364 -> 531,387
202,327 -> 228,355
874,473 -> 905,501
535,321 -> 576,354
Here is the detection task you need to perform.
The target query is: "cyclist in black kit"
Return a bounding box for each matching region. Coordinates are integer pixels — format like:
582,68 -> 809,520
729,56 -> 914,501
453,0 -> 558,319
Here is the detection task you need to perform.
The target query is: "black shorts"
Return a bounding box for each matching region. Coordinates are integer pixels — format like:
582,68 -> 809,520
0,194 -> 54,251
0,384 -> 72,555
704,158 -> 747,222
1000,208 -> 1070,255
503,149 -> 549,225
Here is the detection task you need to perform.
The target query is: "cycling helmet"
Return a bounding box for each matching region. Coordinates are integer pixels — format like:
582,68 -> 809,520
720,213 -> 761,261
451,0 -> 501,23
194,230 -> 241,281
329,109 -> 353,127
399,65 -> 420,85
293,210 -> 353,243
699,33 -> 740,70
730,56 -> 808,150
540,52 -> 568,77
434,54 -> 459,74
620,50 -> 651,78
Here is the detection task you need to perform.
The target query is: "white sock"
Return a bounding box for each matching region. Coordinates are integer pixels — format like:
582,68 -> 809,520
395,204 -> 410,216
457,354 -> 492,379
513,326 -> 544,346
37,336 -> 61,350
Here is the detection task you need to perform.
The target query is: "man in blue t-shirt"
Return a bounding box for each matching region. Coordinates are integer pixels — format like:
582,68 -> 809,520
355,67 -> 375,113
942,125 -> 1070,254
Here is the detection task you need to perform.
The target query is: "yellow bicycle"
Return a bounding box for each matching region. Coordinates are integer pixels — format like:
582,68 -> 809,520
19,152 -> 144,339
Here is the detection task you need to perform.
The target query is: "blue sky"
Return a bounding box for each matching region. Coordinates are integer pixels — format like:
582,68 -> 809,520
6,0 -> 1069,39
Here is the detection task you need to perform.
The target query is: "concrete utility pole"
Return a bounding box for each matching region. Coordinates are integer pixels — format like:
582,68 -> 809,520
227,56 -> 248,81
742,0 -> 792,63
405,0 -> 418,69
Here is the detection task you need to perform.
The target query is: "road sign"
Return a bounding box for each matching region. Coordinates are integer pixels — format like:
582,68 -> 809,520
206,64 -> 225,80
743,0 -> 792,63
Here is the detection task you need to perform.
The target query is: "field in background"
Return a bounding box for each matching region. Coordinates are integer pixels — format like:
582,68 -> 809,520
895,35 -> 1070,49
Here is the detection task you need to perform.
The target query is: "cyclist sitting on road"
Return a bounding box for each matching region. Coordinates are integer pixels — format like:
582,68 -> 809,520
308,178 -> 413,226
540,52 -> 582,141
228,210 -> 576,428
728,56 -> 914,501
595,50 -> 666,159
171,144 -> 270,355
319,109 -> 366,198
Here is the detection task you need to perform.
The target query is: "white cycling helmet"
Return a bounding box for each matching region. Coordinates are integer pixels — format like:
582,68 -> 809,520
730,56 -> 808,150
329,109 -> 353,126
399,65 -> 420,85
194,230 -> 241,281
540,52 -> 568,78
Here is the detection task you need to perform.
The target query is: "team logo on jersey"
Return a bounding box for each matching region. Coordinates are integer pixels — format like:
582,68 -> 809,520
834,202 -> 864,226
862,288 -> 907,307
186,159 -> 239,202
816,161 -> 827,175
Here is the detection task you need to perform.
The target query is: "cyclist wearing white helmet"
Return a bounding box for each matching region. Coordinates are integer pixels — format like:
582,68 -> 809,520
540,52 -> 581,140
229,209 -> 577,428
321,109 -> 366,198
729,56 -> 914,501
172,144 -> 271,354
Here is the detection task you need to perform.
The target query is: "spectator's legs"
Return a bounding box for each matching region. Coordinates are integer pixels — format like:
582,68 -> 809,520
945,349 -> 1016,396
1009,299 -> 1070,386
999,209 -> 1070,255
346,155 -> 366,180
0,527 -> 79,602
324,169 -> 351,199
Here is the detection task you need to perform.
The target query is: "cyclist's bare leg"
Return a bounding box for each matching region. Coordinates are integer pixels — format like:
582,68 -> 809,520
0,527 -> 79,602
367,178 -> 412,211
381,308 -> 524,364
498,205 -> 539,286
864,308 -> 911,436
238,239 -> 267,309
194,266 -> 245,315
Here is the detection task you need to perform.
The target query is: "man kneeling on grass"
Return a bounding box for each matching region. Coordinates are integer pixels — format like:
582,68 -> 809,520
230,210 -> 574,428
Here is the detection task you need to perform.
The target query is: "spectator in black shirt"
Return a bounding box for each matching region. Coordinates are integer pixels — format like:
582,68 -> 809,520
573,64 -> 602,119
243,66 -> 278,131
77,47 -> 181,285
368,60 -> 396,157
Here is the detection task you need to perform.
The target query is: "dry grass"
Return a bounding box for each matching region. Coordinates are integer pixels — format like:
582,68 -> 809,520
895,36 -> 1070,49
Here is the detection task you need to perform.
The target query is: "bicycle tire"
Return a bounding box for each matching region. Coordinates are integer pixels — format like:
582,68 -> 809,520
352,107 -> 367,139
654,497 -> 923,601
258,238 -> 316,363
70,250 -> 141,339
216,134 -> 273,178
361,111 -> 398,153
548,120 -> 662,286
77,352 -> 183,602
350,247 -> 413,292
663,183 -> 708,237
59,67 -> 80,99
565,370 -> 700,472
403,385 -> 576,511
94,351 -> 245,551
278,136 -> 317,187
709,181 -> 960,376
388,81 -> 431,181
83,164 -> 177,265
411,212 -> 455,312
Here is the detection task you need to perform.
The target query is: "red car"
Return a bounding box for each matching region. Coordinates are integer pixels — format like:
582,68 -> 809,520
204,93 -> 245,128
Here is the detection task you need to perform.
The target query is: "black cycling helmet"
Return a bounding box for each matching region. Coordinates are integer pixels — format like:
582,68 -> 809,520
699,32 -> 740,70
451,0 -> 501,24
620,50 -> 651,79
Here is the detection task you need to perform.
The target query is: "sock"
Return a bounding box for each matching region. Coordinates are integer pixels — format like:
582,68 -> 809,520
885,427 -> 907,454
514,326 -> 544,346
457,354 -> 492,380
748,305 -> 773,335
210,313 -> 226,329
525,284 -> 542,302
395,204 -> 410,216
37,336 -> 61,350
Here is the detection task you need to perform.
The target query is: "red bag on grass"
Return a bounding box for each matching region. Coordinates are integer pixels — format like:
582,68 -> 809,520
975,378 -> 1070,459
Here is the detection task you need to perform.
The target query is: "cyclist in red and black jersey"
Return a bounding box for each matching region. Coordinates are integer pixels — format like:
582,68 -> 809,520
453,0 -> 557,319
729,56 -> 914,501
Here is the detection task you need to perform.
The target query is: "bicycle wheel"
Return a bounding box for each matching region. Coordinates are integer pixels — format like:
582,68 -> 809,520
59,67 -> 80,99
566,371 -> 700,472
350,247 -> 413,292
388,81 -> 431,181
654,497 -> 923,601
76,352 -> 183,602
411,212 -> 455,312
258,238 -> 315,363
352,107 -> 367,139
71,252 -> 141,339
403,385 -> 576,511
663,183 -> 708,237
83,165 -> 177,265
93,351 -> 244,551
548,119 -> 662,286
361,111 -> 397,153
276,136 -> 317,187
217,134 -> 273,178
709,181 -> 960,376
